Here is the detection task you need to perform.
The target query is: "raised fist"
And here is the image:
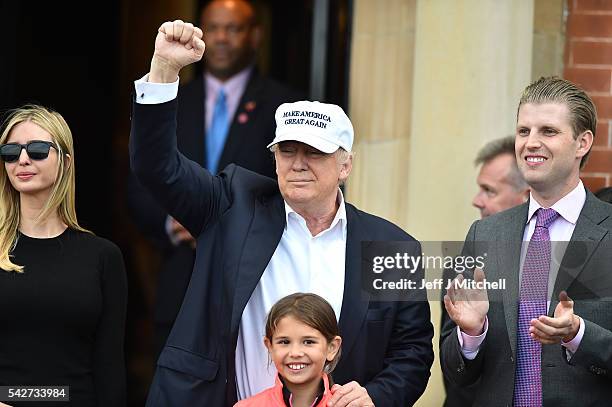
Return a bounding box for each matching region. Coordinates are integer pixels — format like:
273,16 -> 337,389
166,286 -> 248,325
150,20 -> 205,82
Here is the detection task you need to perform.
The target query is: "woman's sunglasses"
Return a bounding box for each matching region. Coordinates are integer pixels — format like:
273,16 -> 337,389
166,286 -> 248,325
0,141 -> 59,163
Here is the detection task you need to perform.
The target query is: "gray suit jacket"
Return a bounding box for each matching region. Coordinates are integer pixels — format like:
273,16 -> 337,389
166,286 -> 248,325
440,189 -> 612,407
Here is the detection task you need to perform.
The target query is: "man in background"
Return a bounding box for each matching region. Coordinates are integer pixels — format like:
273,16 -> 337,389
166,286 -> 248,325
128,0 -> 302,358
472,135 -> 529,218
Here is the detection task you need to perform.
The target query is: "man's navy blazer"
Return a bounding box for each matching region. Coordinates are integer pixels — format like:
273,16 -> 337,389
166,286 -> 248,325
130,98 -> 434,407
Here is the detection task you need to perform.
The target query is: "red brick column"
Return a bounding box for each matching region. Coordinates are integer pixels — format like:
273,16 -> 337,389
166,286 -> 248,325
564,0 -> 612,192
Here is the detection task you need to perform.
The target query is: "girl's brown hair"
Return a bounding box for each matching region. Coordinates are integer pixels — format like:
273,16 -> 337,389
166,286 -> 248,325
265,293 -> 342,374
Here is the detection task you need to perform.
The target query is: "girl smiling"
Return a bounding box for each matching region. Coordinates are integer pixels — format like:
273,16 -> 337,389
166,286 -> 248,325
236,293 -> 341,407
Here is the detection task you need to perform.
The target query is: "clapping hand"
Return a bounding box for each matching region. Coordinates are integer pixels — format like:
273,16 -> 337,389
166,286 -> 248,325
529,291 -> 580,344
444,268 -> 489,336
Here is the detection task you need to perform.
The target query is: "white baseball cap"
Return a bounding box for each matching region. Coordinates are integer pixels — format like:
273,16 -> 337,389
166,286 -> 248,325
267,101 -> 354,153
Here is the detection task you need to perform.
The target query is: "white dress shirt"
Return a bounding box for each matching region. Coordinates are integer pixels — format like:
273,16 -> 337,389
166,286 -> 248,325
135,74 -> 178,104
459,181 -> 587,359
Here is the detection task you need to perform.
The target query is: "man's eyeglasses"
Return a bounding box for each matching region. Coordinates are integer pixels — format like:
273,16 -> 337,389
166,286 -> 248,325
0,141 -> 59,163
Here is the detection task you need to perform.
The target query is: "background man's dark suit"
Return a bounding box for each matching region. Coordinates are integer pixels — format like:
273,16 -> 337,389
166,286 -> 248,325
127,71 -> 302,356
440,192 -> 612,407
130,99 -> 434,407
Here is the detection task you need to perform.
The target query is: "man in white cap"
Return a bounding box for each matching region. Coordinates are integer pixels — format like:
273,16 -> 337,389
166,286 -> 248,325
131,20 -> 433,407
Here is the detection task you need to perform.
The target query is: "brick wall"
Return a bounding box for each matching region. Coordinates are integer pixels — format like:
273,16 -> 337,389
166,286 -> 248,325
564,0 -> 612,193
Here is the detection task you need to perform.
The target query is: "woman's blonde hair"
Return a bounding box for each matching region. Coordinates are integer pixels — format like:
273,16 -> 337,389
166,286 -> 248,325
0,105 -> 89,272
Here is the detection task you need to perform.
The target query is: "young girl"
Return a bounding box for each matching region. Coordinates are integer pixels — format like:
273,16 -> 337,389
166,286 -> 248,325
236,293 -> 342,407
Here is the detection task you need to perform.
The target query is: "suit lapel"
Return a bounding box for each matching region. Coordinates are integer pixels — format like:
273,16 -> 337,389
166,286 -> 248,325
218,71 -> 262,171
230,193 -> 286,334
501,203 -> 529,358
338,205 -> 371,358
550,191 -> 610,310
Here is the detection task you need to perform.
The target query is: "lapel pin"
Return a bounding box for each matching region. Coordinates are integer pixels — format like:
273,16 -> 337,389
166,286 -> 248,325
245,101 -> 256,111
238,112 -> 249,124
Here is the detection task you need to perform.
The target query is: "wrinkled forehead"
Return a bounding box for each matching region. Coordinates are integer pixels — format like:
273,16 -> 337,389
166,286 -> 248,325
479,155 -> 515,183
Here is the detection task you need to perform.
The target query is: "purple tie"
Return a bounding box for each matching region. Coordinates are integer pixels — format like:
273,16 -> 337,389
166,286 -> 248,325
514,208 -> 559,406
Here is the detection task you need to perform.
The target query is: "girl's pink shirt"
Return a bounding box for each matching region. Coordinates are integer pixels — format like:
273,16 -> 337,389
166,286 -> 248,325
234,373 -> 332,407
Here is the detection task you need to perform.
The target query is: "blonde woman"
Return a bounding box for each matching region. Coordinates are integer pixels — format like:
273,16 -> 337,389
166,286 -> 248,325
0,105 -> 126,406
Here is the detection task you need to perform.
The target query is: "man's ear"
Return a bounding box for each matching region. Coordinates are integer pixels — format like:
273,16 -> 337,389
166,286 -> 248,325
339,154 -> 353,183
576,130 -> 594,160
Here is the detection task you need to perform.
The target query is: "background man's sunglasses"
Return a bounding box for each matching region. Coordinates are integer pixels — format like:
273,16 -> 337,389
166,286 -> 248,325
0,141 -> 59,163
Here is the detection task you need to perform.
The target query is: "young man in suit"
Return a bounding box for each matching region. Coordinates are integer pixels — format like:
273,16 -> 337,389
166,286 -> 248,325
442,77 -> 612,406
131,20 -> 433,407
127,0 -> 302,358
